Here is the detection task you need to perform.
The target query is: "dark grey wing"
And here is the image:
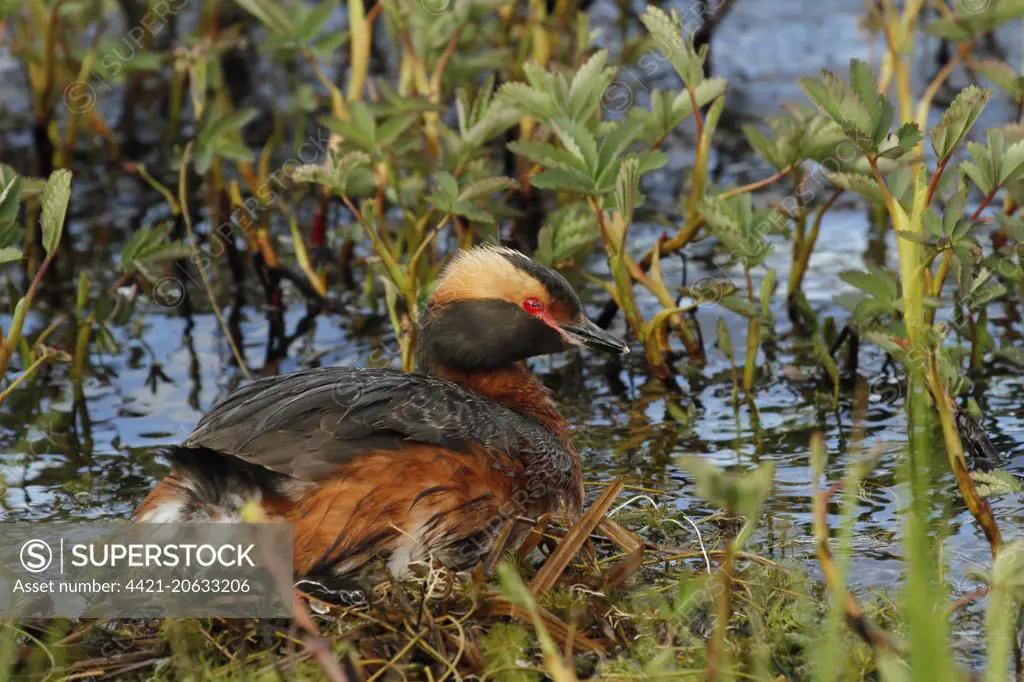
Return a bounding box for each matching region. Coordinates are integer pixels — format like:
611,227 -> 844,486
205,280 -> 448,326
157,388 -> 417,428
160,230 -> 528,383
182,368 -> 523,479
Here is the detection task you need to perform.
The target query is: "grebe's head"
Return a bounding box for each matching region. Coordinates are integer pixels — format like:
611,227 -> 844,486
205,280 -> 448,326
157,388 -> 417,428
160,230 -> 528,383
418,245 -> 628,372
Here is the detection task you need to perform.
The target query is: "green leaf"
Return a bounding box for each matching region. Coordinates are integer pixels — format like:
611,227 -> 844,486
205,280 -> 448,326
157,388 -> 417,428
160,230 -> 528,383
716,317 -> 734,360
894,230 -> 935,246
193,147 -> 215,176
849,58 -> 889,141
232,0 -> 295,37
195,105 -> 257,171
825,172 -> 885,206
350,101 -> 377,145
297,0 -> 334,42
799,69 -> 872,138
508,140 -> 587,174
319,116 -> 374,152
640,6 -> 706,87
432,171 -> 460,206
744,125 -> 785,169
923,207 -> 944,239
1000,138 -> 1024,185
95,324 -> 119,355
497,562 -> 534,610
877,121 -> 923,159
596,120 -> 645,179
628,79 -> 726,146
960,127 -> 1024,195
815,330 -> 840,404
851,297 -> 896,321
967,268 -> 1007,310
40,169 -> 72,256
964,133 -> 999,194
568,49 -> 610,121
678,456 -> 775,519
552,117 -> 599,175
718,294 -> 761,320
945,189 -> 970,236
0,165 -> 23,233
461,108 -> 520,153
790,291 -> 818,331
458,176 -> 519,202
972,60 -> 1024,100
120,225 -> 187,273
203,108 -> 257,145
534,203 -> 598,266
614,156 -> 641,231
0,246 -> 22,264
377,112 -> 420,148
840,266 -> 898,301
997,344 -> 1024,367
635,149 -> 668,174
121,226 -> 165,266
495,82 -> 556,120
699,194 -> 772,268
291,151 -> 371,196
531,169 -> 596,194
960,159 -> 992,196
449,200 -> 495,224
333,151 -> 372,189
974,466 -> 1024,493
522,61 -> 554,92
929,3 -> 1024,41
930,86 -> 991,161
210,138 -> 255,165
311,29 -> 348,54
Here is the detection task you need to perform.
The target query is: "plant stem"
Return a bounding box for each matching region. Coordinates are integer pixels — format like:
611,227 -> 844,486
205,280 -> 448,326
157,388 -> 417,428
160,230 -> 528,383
924,155 -> 950,207
685,83 -> 706,226
789,189 -> 843,298
743,267 -> 758,392
719,164 -> 797,201
706,529 -> 734,682
0,248 -> 57,375
32,314 -> 66,347
0,351 -> 52,406
421,25 -> 464,157
346,0 -> 370,102
867,157 -> 897,218
921,187 -> 1003,326
179,144 -> 251,380
341,195 -> 406,289
131,163 -> 181,215
408,214 -> 450,274
971,188 -> 999,222
915,45 -> 971,136
970,309 -> 986,372
588,198 -> 642,339
925,249 -> 954,324
928,362 -> 1002,555
812,477 -> 892,653
70,314 -> 93,382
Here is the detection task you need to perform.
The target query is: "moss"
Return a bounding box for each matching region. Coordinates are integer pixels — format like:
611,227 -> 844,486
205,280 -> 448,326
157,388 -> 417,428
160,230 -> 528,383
480,623 -> 541,682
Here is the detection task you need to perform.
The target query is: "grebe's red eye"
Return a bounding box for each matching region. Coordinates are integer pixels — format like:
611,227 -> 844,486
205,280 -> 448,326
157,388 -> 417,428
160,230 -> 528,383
523,298 -> 544,315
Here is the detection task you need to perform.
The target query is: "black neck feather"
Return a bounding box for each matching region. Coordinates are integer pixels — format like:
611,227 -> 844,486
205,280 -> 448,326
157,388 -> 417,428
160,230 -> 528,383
417,300 -> 564,374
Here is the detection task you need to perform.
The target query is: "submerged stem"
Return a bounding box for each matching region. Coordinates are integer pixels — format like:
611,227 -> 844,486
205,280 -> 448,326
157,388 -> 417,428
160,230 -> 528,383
743,267 -> 758,392
179,144 -> 251,380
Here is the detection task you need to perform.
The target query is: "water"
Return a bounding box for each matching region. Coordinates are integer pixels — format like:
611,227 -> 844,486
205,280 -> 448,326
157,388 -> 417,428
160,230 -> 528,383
4,206 -> 1019,588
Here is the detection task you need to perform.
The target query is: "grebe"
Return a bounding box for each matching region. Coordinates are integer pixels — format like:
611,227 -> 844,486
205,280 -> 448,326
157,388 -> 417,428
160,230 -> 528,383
136,245 -> 628,587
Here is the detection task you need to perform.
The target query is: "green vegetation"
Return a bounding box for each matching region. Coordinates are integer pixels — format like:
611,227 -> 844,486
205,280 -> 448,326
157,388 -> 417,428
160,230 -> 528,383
2,0 -> 1024,679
